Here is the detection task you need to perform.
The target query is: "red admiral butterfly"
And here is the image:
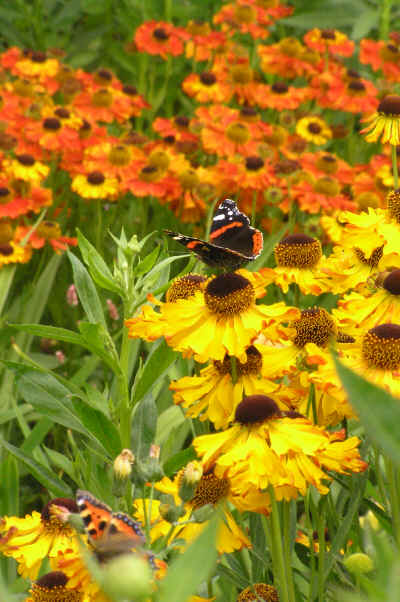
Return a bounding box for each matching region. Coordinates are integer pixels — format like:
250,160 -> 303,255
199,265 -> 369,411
164,199 -> 263,270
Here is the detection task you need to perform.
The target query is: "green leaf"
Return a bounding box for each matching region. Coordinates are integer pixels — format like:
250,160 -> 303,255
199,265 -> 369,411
68,251 -> 106,327
156,512 -> 219,602
133,339 -> 177,403
131,394 -> 158,460
333,356 -> 400,464
135,245 -> 160,277
10,323 -> 86,347
16,369 -> 86,433
351,7 -> 378,40
78,321 -> 120,372
163,446 -> 197,477
155,406 -> 185,446
77,229 -> 121,294
21,417 -> 54,455
0,438 -> 72,497
71,398 -> 121,458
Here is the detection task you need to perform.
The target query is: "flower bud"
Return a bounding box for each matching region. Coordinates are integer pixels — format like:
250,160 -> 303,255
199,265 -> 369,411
344,552 -> 374,575
101,554 -> 153,600
177,461 -> 203,503
66,284 -> 78,307
159,501 -> 186,523
114,449 -> 135,480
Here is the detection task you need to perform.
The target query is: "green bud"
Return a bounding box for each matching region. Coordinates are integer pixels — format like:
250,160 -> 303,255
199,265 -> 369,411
159,502 -> 186,523
101,554 -> 153,601
344,553 -> 374,575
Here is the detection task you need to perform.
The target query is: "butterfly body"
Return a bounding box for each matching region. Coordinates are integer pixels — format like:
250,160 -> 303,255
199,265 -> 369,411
165,199 -> 263,270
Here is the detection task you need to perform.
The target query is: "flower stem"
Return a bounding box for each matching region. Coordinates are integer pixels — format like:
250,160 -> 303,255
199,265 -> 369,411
267,486 -> 291,602
385,456 -> 400,544
282,500 -> 296,602
391,144 -> 399,189
379,0 -> 393,40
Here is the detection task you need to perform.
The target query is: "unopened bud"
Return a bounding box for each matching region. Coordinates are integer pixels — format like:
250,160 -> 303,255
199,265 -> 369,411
149,444 -> 160,459
114,449 -> 135,479
107,299 -> 119,321
344,552 -> 374,575
133,457 -> 164,485
178,462 -> 203,503
159,502 -> 186,523
55,350 -> 65,364
359,510 -> 380,531
102,554 -> 152,600
66,284 -> 78,307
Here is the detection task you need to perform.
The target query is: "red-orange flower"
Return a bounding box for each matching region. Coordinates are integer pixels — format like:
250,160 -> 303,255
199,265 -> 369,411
134,20 -> 185,59
213,1 -> 271,40
184,22 -> 226,62
291,178 -> 357,214
258,38 -> 321,79
304,28 -> 354,57
15,222 -> 77,253
152,116 -> 199,143
360,38 -> 400,82
254,81 -> 311,110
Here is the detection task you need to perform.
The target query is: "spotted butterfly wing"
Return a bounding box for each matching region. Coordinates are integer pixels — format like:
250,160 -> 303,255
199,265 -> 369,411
164,198 -> 263,270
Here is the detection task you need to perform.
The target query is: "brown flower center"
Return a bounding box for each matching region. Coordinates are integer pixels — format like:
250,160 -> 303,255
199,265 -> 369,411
166,274 -> 206,302
16,153 -> 35,166
362,324 -> 400,370
31,50 -> 47,63
122,84 -> 138,96
238,583 -> 279,602
87,171 -> 105,185
54,107 -> 70,119
387,189 -> 400,223
153,27 -> 169,41
316,154 -> 338,174
0,244 -> 13,256
321,29 -> 336,40
175,115 -> 189,128
274,234 -> 322,268
313,176 -> 340,196
91,88 -> 113,108
191,471 -> 230,509
43,117 -> 61,131
383,269 -> 400,295
149,150 -> 170,170
31,571 -> 83,601
272,82 -> 289,94
199,71 -> 216,86
235,395 -> 280,424
36,221 -> 62,240
378,95 -> 400,117
108,144 -> 132,166
292,307 -> 337,348
204,273 -> 255,315
226,122 -> 250,144
308,122 -> 322,134
245,156 -> 264,171
0,187 -> 12,204
140,165 -> 161,182
348,80 -> 366,94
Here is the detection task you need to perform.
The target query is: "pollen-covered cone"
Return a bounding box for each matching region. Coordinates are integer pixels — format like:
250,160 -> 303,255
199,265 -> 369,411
193,395 -> 366,500
0,498 -> 80,579
126,272 -> 299,363
133,472 -> 252,554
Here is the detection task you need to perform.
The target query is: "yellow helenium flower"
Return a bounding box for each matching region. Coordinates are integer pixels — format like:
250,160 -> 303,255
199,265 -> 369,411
170,346 -> 283,429
71,171 -> 119,200
194,395 -> 366,501
3,154 -> 50,184
260,233 -> 330,295
296,116 -> 332,146
26,570 -> 86,602
133,469 -> 255,554
0,241 -> 32,267
127,272 -> 299,363
361,95 -> 400,145
334,273 -> 400,336
0,498 -> 80,579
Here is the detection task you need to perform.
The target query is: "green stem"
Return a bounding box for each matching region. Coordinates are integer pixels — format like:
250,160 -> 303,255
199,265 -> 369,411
282,500 -> 296,602
230,356 -> 238,385
317,500 -> 327,602
268,486 -> 291,602
118,320 -> 132,449
379,0 -> 393,40
391,144 -> 399,189
95,198 -> 103,254
0,265 -> 16,316
385,456 -> 400,544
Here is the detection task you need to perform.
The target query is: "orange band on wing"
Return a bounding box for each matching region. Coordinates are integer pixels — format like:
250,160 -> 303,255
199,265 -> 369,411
210,221 -> 243,239
187,240 -> 202,249
252,231 -> 263,255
